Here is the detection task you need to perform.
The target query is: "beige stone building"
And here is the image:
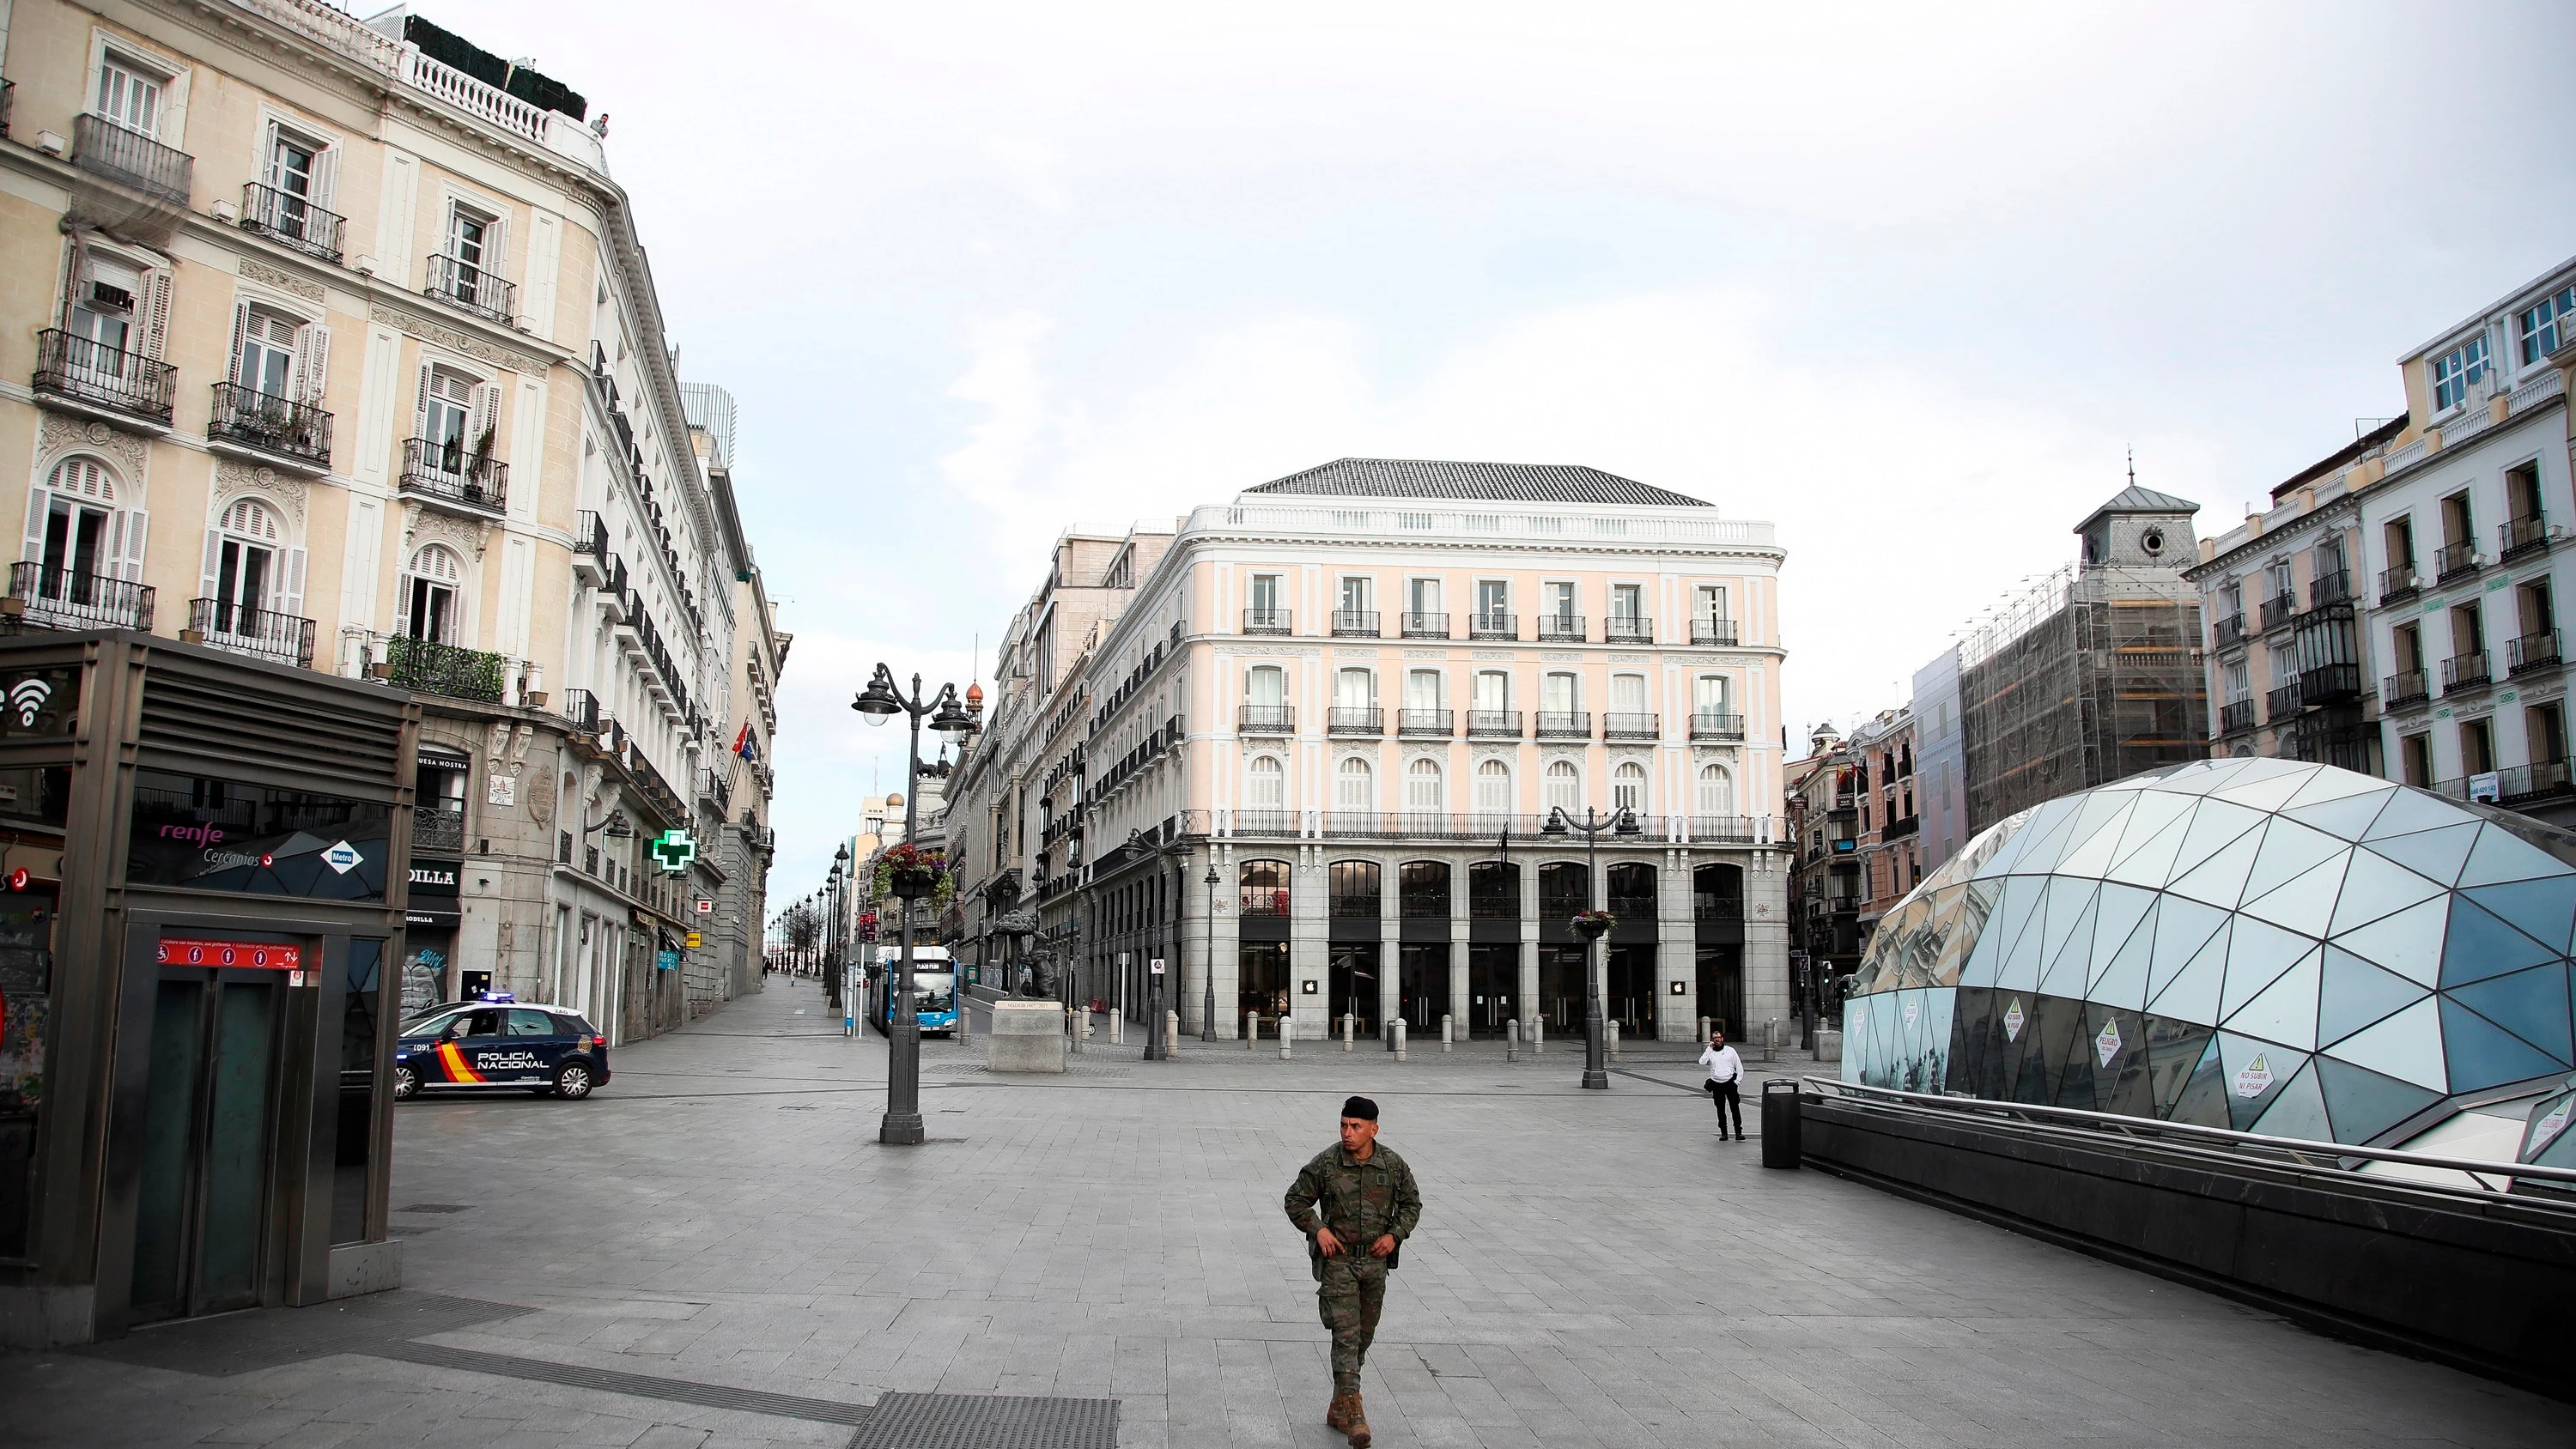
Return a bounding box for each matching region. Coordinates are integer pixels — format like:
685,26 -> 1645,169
0,0 -> 776,1040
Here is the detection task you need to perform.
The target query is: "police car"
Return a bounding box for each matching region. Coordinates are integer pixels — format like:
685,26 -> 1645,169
393,995 -> 611,1100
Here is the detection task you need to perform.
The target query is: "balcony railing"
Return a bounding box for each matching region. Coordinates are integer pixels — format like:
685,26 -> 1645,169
2300,662 -> 2361,703
400,438 -> 508,515
1690,710 -> 1745,742
1238,704 -> 1293,733
1220,809 -> 1776,845
186,597 -> 315,667
411,803 -> 466,856
1331,609 -> 1379,637
239,181 -> 344,263
2260,593 -> 2297,630
1469,612 -> 1517,640
2441,652 -> 2492,694
2510,630 -> 2563,676
380,634 -> 509,703
2212,614 -> 2246,649
2309,569 -> 2354,607
9,561 -> 153,632
1242,608 -> 1291,635
1606,615 -> 1653,645
74,113 -> 191,205
2385,669 -> 2430,709
2435,539 -> 2482,583
1535,710 -> 1591,739
1467,709 -> 1523,737
1400,611 -> 1449,639
1397,708 -> 1452,737
1692,619 -> 1740,646
2379,564 -> 2421,607
1882,815 -> 1919,840
33,329 -> 175,425
2265,679 -> 2303,721
1537,615 -> 1585,642
1327,706 -> 1384,735
1603,712 -> 1658,740
208,383 -> 331,468
424,253 -> 515,324
562,687 -> 602,734
2501,514 -> 2553,562
2429,761 -> 2576,809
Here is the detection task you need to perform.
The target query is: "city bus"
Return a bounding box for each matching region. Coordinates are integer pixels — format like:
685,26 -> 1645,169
866,945 -> 959,1037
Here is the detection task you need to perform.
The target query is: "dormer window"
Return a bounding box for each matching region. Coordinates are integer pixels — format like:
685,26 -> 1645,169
2431,334 -> 2489,411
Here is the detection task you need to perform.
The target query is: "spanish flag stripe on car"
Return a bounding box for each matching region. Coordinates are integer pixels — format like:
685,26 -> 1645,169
437,1040 -> 484,1083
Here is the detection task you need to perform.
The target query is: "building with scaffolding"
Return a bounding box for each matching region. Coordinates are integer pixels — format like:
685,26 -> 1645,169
1940,488 -> 2211,864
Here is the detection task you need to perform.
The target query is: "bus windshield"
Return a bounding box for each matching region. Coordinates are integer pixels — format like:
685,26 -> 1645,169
910,972 -> 955,1013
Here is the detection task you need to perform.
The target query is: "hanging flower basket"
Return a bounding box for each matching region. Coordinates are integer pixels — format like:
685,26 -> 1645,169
873,843 -> 955,910
1571,909 -> 1616,939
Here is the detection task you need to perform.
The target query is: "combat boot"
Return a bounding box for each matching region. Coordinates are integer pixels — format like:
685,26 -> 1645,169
1345,1391 -> 1371,1446
1326,1391 -> 1353,1430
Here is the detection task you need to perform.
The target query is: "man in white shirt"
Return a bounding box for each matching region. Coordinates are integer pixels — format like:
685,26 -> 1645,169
1699,1029 -> 1746,1140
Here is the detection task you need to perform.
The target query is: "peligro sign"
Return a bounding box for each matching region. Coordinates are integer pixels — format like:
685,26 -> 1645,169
155,937 -> 302,970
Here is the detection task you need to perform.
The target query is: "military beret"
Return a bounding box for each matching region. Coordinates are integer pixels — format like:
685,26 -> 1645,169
1342,1095 -> 1379,1120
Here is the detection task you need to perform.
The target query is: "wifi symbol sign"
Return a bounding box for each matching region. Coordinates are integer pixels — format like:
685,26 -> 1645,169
9,678 -> 51,728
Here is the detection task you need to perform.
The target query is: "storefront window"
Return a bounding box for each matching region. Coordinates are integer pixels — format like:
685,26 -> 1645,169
0,764 -> 69,1261
331,938 -> 384,1245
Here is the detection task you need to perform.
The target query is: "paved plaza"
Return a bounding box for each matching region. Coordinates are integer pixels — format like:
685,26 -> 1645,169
3,979 -> 2569,1448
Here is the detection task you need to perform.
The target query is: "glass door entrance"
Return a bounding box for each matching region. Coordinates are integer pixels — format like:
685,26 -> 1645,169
1397,944 -> 1445,1031
130,967 -> 285,1323
1328,943 -> 1379,1035
1607,944 -> 1655,1036
1467,944 -> 1516,1035
1538,945 -> 1589,1034
1697,946 -> 1744,1037
1237,942 -> 1288,1036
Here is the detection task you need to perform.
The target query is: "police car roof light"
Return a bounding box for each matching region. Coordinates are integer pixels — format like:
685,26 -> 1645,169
477,990 -> 517,1003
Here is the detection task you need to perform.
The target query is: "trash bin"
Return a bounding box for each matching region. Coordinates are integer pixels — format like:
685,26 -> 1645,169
1760,1079 -> 1801,1169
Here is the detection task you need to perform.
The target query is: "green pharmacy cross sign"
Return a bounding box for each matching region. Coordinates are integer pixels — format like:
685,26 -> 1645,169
649,828 -> 697,874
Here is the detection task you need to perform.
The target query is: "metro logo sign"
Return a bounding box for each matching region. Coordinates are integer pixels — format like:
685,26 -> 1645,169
156,937 -> 302,970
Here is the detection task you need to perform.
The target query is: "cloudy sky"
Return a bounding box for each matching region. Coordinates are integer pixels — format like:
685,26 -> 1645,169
422,0 -> 2574,898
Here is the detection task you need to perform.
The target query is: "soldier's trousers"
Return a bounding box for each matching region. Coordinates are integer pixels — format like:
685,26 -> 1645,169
1316,1252 -> 1388,1393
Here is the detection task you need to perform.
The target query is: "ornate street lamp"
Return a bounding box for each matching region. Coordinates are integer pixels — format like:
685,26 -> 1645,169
1202,863 -> 1220,1042
1542,803 -> 1641,1090
854,664 -> 975,1146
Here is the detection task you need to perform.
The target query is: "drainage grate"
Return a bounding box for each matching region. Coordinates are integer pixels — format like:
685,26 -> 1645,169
845,1393 -> 1118,1449
364,1340 -> 871,1425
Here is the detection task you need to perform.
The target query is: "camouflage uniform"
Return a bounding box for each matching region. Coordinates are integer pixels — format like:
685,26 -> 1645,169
1284,1142 -> 1423,1394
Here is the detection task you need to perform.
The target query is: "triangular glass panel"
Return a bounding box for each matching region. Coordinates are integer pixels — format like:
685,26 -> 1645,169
2161,759 -> 2257,797
2326,996 -> 2445,1090
2364,824 -> 2482,888
2038,877 -> 2099,970
1996,897 -> 2049,993
2325,851 -> 2447,936
2106,791 -> 2196,867
2090,902 -> 2157,1010
2238,819 -> 2348,904
2361,787 -> 2476,841
2250,1058 -> 2334,1142
2105,809 -> 2196,888
2147,921 -> 2230,1027
2439,997 -> 2568,1094
2456,823 -> 2575,889
2283,785 -> 2399,842
2439,898 -> 2560,988
2238,851 -> 2350,938
2217,1032 -> 2307,1131
1988,874 -> 2046,960
2052,799 -> 2136,878
2002,799 -> 2090,876
2145,896 -> 2229,999
2284,766 -> 2397,812
2314,1057 -> 2444,1144
2088,885 -> 2159,982
2211,762 -> 2318,813
2329,895 -> 2448,985
2462,877 -> 2576,956
2166,825 -> 2268,908
2448,963 -> 2573,1064
2166,1032 -> 2231,1128
2169,799 -> 2268,883
2317,947 -> 2430,1047
2218,917 -> 2315,1021
2222,946 -> 2324,1052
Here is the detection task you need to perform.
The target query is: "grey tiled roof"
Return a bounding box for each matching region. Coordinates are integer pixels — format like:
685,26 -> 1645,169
2089,484 -> 2201,515
1246,458 -> 1712,508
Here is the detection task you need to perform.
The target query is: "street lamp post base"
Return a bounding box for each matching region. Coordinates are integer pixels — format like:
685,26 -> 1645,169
1581,1070 -> 1610,1089
878,1113 -> 926,1144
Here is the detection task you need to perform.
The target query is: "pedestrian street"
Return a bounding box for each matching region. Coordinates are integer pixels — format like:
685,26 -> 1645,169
3,978 -> 2566,1448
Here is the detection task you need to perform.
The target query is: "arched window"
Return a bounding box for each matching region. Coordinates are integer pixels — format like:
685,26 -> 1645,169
1613,760 -> 1647,813
30,456 -> 134,603
205,497 -> 288,636
1696,764 -> 1735,818
1328,860 -> 1382,918
1607,862 -> 1656,912
1246,755 -> 1285,809
1241,858 -> 1290,916
1544,760 -> 1580,813
1539,860 -> 1589,918
1474,759 -> 1511,817
401,543 -> 464,642
1334,755 -> 1374,816
1399,861 -> 1449,918
1468,860 -> 1520,919
1693,863 -> 1744,920
1405,757 -> 1443,812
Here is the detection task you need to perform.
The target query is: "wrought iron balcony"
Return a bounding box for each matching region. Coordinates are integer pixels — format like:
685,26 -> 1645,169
411,803 -> 466,856
207,383 -> 331,470
424,252 -> 515,324
1238,704 -> 1293,733
8,561 -> 153,632
2429,761 -> 2576,809
2309,569 -> 2354,607
1331,609 -> 1380,637
33,329 -> 174,425
572,511 -> 609,584
2510,630 -> 2564,676
1400,611 -> 1449,639
1469,612 -> 1517,640
1467,709 -> 1523,737
2441,652 -> 2492,694
186,597 -> 315,668
1535,710 -> 1591,739
2379,564 -> 2421,607
2384,669 -> 2430,709
2434,539 -> 2482,583
1606,616 -> 1654,644
1690,710 -> 1745,742
2219,699 -> 2255,735
399,438 -> 508,515
1691,619 -> 1740,646
2212,613 -> 2246,649
74,113 -> 191,206
239,181 -> 343,263
1397,707 -> 1452,737
1537,615 -> 1586,642
2501,513 -> 2554,562
379,634 -> 509,704
2265,678 -> 2303,721
1603,712 -> 1659,740
1327,706 -> 1383,735
562,686 -> 602,734
1242,608 -> 1291,635
2300,663 -> 2361,703
2260,592 -> 2297,630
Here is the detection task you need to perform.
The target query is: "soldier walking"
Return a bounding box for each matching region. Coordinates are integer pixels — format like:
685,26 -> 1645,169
1284,1095 -> 1423,1447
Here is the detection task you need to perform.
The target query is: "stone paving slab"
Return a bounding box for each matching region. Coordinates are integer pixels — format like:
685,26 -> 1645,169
3,976 -> 2569,1446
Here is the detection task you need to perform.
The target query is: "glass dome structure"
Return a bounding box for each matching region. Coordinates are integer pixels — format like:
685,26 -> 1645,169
1844,757 -> 2576,1159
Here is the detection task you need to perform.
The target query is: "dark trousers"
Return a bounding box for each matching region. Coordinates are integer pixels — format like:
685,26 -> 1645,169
1707,1078 -> 1742,1135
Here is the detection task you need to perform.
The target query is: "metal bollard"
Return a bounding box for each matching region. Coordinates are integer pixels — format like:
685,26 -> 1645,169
1165,1010 -> 1180,1052
1342,1013 -> 1355,1052
1280,1018 -> 1294,1059
1763,1017 -> 1781,1064
1506,1018 -> 1519,1063
1533,1017 -> 1545,1054
1110,1012 -> 1123,1046
1246,1010 -> 1259,1048
1607,1020 -> 1620,1061
1394,1019 -> 1407,1062
1441,1014 -> 1454,1053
